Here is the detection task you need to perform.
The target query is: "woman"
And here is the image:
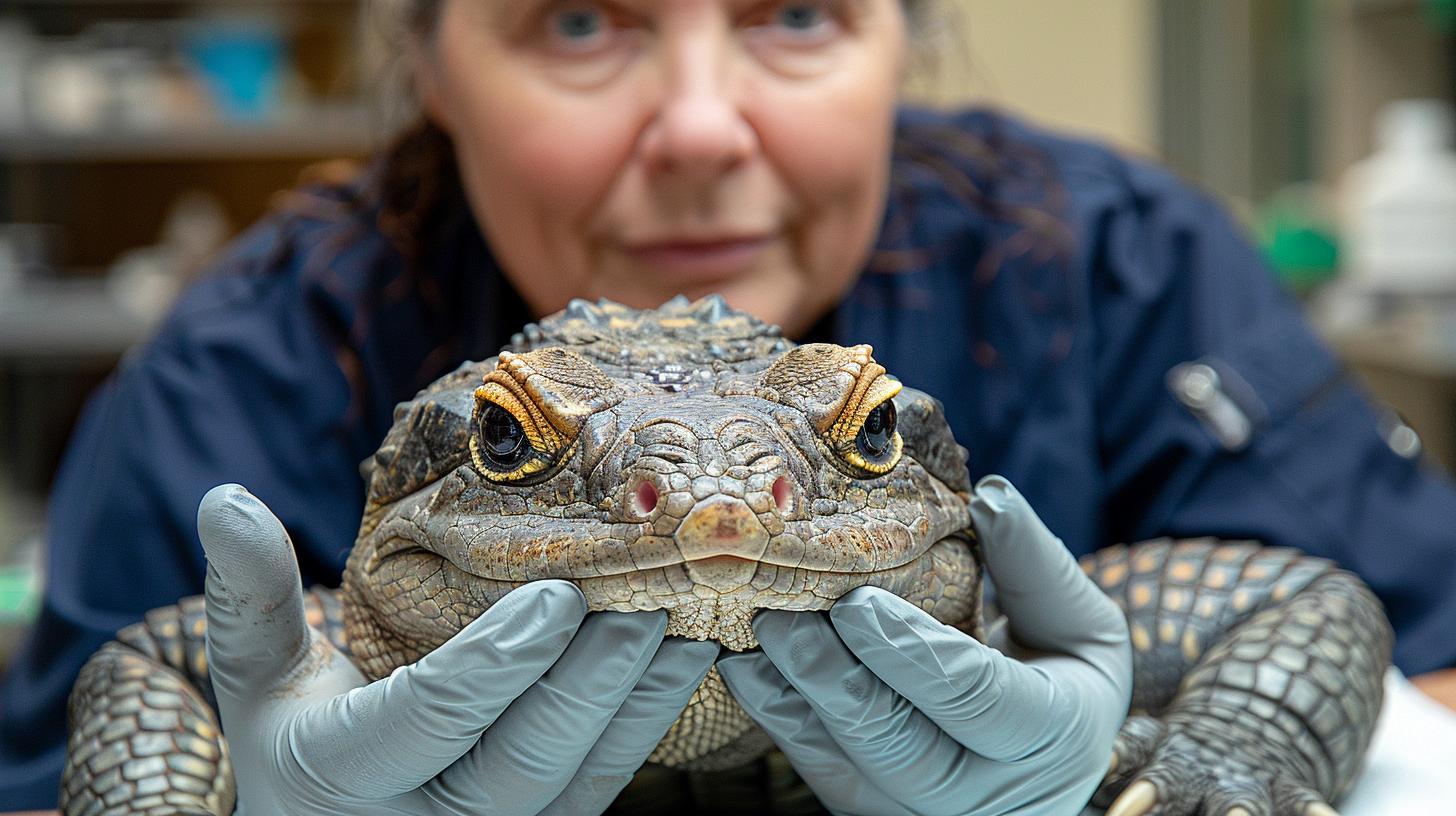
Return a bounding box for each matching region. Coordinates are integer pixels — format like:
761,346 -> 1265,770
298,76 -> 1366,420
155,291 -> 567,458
2,0 -> 1454,812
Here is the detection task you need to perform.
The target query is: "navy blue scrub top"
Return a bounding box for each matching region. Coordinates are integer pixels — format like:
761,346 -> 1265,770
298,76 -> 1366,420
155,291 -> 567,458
4,108 -> 1456,808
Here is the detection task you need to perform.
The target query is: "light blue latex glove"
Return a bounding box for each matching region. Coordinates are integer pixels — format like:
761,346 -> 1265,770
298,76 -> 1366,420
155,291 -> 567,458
717,475 -> 1132,816
198,484 -> 717,816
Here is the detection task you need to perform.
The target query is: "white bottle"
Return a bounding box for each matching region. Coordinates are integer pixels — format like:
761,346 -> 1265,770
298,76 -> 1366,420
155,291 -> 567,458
1342,99 -> 1456,293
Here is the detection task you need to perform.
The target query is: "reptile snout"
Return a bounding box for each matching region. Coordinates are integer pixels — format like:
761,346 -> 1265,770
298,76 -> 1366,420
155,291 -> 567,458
670,494 -> 776,592
675,495 -> 770,561
621,412 -> 802,591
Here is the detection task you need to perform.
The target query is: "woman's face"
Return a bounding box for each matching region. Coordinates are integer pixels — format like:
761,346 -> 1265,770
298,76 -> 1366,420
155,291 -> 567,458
416,0 -> 907,337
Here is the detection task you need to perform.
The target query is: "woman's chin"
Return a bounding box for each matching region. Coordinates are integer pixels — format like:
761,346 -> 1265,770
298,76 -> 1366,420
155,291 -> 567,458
557,267 -> 833,338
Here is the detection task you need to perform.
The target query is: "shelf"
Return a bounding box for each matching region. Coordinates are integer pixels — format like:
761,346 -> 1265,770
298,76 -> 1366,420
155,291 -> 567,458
0,278 -> 160,361
0,105 -> 379,162
1326,325 -> 1456,381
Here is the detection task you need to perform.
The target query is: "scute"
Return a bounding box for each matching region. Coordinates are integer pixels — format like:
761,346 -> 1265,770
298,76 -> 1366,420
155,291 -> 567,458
894,387 -> 972,493
506,295 -> 790,375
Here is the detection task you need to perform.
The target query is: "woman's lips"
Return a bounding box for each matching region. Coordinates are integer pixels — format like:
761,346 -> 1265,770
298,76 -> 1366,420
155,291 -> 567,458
625,236 -> 772,281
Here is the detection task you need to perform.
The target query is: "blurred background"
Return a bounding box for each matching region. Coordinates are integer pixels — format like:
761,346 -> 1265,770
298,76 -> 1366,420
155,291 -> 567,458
0,0 -> 1454,665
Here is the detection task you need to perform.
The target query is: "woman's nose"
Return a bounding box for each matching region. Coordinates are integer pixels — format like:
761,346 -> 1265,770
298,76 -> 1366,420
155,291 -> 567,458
638,62 -> 756,178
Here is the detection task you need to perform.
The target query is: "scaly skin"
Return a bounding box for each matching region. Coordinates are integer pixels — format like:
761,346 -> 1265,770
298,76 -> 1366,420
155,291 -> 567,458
61,297 -> 1392,815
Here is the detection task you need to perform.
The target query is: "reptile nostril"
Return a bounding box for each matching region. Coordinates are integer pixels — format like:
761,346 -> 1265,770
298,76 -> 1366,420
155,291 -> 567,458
632,480 -> 661,517
772,476 -> 794,514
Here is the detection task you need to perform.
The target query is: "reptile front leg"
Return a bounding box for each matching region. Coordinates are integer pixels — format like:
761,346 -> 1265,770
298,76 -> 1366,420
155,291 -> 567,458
1082,540 -> 1392,816
60,589 -> 348,815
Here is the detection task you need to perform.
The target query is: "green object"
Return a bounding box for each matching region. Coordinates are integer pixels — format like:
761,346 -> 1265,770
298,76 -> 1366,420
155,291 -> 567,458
1266,221 -> 1340,291
0,564 -> 39,623
1257,184 -> 1342,293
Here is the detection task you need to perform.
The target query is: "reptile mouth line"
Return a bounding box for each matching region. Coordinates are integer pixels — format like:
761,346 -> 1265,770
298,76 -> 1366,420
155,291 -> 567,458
367,532 -> 949,582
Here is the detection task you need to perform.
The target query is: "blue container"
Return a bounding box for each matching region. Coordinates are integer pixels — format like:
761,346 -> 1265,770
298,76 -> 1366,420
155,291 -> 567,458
184,17 -> 287,121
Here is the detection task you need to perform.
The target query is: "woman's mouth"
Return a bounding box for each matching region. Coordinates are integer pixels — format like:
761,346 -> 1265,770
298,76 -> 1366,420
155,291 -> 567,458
625,236 -> 772,281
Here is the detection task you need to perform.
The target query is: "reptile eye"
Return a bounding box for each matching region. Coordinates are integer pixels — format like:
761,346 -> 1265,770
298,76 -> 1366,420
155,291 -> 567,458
478,403 -> 530,471
856,400 -> 897,459
839,397 -> 902,476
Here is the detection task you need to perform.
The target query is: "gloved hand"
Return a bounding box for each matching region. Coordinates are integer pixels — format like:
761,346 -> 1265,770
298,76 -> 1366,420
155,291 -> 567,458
717,475 -> 1132,816
198,484 -> 717,816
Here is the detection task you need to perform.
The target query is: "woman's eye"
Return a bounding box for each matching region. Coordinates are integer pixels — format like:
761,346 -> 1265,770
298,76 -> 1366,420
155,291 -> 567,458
539,3 -> 626,54
745,1 -> 843,51
554,8 -> 604,41
777,3 -> 827,31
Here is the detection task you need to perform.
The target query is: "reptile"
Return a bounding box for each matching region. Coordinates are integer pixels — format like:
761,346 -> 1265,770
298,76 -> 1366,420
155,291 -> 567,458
61,295 -> 1392,816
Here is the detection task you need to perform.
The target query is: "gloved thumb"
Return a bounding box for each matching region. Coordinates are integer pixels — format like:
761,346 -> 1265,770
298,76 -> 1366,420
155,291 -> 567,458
968,476 -> 1129,671
198,483 -> 310,702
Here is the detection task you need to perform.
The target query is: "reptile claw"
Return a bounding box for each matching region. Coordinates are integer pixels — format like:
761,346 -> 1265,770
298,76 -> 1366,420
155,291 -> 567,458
1304,804 -> 1340,816
1106,780 -> 1157,816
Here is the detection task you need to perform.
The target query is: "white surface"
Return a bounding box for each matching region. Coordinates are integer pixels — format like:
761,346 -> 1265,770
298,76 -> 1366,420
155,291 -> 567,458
1082,669 -> 1456,815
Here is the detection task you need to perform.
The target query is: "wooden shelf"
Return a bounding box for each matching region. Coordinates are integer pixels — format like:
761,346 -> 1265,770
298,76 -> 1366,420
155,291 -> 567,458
0,105 -> 377,162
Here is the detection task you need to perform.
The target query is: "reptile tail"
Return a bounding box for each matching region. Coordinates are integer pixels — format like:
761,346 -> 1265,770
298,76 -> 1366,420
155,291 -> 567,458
61,589 -> 347,815
61,596 -> 233,815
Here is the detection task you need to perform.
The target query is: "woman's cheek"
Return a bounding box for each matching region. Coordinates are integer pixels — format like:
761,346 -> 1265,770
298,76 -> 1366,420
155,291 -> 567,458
472,96 -> 639,219
751,50 -> 897,198
758,87 -> 894,258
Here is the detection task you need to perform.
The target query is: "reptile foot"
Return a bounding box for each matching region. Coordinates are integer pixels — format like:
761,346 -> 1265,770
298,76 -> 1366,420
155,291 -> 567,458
1105,779 -> 1158,816
1093,715 -> 1340,816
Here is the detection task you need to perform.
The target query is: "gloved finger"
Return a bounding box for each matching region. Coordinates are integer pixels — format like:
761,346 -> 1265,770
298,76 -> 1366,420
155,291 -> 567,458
424,610 -> 667,815
289,580 -> 588,801
716,651 -> 916,816
751,610 -> 975,814
539,638 -> 719,816
832,586 -> 1112,762
969,475 -> 1130,678
197,484 -> 309,703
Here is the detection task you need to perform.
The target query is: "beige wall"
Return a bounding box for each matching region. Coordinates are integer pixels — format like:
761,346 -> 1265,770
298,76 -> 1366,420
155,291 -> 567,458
905,0 -> 1158,157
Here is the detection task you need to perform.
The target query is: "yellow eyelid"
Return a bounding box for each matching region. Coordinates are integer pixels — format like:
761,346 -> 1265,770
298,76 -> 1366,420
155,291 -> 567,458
494,349 -> 622,436
469,385 -> 566,482
826,352 -> 904,477
470,348 -> 621,482
758,342 -> 905,476
828,364 -> 902,446
467,434 -> 551,483
841,433 -> 903,475
473,383 -> 568,454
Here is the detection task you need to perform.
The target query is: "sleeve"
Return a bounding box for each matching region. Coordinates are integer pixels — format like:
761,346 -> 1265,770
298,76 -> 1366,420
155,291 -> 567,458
0,258 -> 364,809
1090,160 -> 1456,678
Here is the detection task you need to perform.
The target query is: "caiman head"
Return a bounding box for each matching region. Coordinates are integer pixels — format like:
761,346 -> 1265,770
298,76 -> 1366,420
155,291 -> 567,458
340,296 -> 982,768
